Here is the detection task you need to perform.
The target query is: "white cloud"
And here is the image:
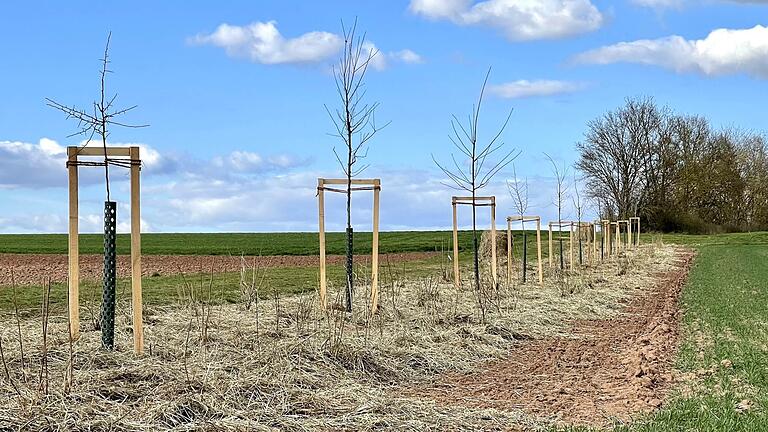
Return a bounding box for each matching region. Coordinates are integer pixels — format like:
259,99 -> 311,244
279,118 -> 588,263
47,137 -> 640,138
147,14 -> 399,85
0,138 -> 69,188
191,21 -> 423,70
631,0 -> 684,9
211,150 -> 310,173
408,0 -> 604,40
489,80 -> 586,98
574,25 -> 768,79
0,139 -> 179,190
191,21 -> 343,64
391,49 -> 424,64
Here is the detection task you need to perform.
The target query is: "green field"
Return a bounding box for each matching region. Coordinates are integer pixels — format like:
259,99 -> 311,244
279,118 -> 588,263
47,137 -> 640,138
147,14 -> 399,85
0,230 -> 571,255
560,232 -> 768,431
621,238 -> 768,431
0,256 -> 447,317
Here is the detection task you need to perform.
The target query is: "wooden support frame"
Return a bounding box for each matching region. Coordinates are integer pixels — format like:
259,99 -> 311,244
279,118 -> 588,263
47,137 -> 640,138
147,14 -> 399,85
506,216 -> 543,285
572,222 -> 592,266
451,196 -> 497,288
601,220 -> 611,258
67,146 -> 143,355
317,178 -> 381,314
618,220 -> 630,251
629,217 -> 641,247
548,221 -> 575,269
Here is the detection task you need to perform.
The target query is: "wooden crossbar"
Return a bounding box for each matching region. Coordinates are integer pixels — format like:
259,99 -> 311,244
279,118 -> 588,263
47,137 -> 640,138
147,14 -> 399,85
453,196 -> 494,203
75,146 -> 133,157
506,215 -> 543,285
507,215 -> 540,223
320,178 -> 380,186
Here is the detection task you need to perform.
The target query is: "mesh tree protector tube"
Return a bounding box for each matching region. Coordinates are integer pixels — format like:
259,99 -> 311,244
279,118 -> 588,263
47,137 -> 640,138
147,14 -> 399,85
101,201 -> 117,350
345,227 -> 354,312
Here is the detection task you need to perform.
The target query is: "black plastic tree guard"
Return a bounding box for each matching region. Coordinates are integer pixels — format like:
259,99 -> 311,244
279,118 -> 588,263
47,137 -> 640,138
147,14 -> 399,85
559,238 -> 564,270
101,201 -> 117,350
345,226 -> 353,312
522,231 -> 527,283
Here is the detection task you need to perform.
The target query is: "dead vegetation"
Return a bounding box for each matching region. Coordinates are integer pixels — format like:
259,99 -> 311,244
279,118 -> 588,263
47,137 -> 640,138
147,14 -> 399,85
0,244 -> 679,430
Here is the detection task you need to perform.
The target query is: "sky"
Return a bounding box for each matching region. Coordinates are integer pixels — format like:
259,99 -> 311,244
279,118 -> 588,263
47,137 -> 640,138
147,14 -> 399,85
0,0 -> 766,233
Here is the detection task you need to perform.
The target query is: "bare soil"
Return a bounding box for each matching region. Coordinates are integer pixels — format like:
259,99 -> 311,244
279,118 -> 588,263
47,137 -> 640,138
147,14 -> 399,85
0,252 -> 438,286
419,248 -> 695,428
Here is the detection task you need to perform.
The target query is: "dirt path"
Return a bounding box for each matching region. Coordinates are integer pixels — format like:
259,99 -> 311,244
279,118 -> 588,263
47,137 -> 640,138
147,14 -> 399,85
0,252 -> 438,286
418,248 -> 695,428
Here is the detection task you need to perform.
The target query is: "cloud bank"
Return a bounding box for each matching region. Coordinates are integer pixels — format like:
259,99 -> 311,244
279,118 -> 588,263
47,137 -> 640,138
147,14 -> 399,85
408,0 -> 604,40
191,21 -> 423,68
574,25 -> 768,79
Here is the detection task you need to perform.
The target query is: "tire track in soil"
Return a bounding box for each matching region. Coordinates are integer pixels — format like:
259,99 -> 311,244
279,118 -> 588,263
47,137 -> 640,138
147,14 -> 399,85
418,248 -> 695,428
0,252 -> 439,286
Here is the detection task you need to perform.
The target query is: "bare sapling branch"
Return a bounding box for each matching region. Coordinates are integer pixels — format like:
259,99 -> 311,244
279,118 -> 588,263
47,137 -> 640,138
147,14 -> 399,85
46,31 -> 148,201
507,163 -> 530,281
572,171 -> 584,266
544,153 -> 570,270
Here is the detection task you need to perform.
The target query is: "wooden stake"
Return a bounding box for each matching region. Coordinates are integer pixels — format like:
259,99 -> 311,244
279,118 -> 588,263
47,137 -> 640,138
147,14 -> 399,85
569,222 -> 574,270
67,147 -> 79,340
506,219 -> 511,285
370,179 -> 380,314
593,222 -> 598,260
548,222 -> 553,268
637,217 -> 640,246
318,179 -> 327,309
490,197 -> 497,285
452,199 -> 460,289
129,147 -> 143,355
536,218 -> 543,285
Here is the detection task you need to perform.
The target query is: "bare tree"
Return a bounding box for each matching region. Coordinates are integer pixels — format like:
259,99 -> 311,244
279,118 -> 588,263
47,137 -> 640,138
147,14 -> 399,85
47,32 -> 148,201
576,97 -> 660,221
572,172 -> 584,265
47,32 -> 146,349
433,68 -> 519,321
507,164 -> 528,221
325,20 -> 389,312
506,164 -> 529,281
544,153 -> 569,270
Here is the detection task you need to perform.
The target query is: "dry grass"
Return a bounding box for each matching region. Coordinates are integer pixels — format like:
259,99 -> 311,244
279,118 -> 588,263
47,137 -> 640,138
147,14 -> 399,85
0,244 -> 679,431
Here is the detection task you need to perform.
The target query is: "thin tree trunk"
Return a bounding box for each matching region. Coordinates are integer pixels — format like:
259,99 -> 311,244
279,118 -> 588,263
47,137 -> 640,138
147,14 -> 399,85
345,124 -> 353,312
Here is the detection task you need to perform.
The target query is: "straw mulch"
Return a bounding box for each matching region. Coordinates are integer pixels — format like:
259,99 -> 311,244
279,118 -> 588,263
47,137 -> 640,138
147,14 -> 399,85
0,244 -> 678,431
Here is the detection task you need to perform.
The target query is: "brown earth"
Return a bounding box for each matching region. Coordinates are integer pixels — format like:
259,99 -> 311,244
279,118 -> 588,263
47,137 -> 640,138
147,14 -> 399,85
0,252 -> 438,286
418,248 -> 695,428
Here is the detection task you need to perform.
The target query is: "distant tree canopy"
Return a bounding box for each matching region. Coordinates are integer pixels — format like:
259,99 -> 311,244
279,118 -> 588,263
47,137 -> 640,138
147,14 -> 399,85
577,97 -> 768,234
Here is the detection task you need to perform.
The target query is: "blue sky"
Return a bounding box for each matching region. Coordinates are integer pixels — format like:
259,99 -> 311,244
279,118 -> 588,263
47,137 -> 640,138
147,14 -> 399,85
1,0 -> 766,233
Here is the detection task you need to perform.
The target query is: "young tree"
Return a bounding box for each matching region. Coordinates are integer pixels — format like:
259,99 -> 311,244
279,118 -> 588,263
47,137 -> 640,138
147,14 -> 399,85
544,153 -> 569,270
47,33 -> 146,349
433,68 -> 518,321
325,20 -> 388,312
507,163 -> 529,281
572,172 -> 584,265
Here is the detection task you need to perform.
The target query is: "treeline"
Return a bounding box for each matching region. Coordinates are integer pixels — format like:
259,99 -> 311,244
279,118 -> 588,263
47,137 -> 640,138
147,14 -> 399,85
576,97 -> 768,233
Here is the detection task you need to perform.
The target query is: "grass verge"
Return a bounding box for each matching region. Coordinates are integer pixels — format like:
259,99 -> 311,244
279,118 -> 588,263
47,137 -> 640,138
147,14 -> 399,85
611,243 -> 768,431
